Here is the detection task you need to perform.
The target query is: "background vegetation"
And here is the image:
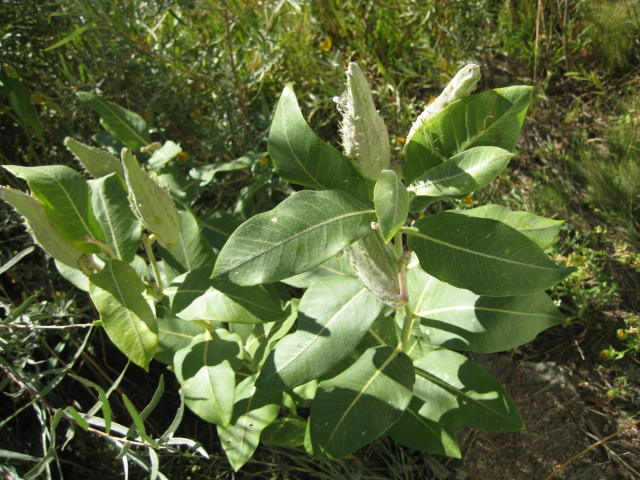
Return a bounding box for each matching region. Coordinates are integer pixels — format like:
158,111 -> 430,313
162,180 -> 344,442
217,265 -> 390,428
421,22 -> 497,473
1,0 -> 638,478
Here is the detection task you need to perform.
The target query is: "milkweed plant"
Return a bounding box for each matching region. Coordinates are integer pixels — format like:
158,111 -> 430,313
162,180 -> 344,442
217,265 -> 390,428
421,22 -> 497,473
1,63 -> 574,471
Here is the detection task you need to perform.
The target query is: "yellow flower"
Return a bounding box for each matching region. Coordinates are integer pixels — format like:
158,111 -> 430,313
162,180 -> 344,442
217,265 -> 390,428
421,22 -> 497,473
319,35 -> 332,52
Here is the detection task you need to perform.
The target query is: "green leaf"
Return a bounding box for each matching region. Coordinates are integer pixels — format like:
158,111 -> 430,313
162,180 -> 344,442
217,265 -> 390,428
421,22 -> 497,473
261,416 -> 307,447
213,190 -> 376,286
409,265 -> 566,352
76,91 -> 151,151
70,374 -> 113,434
245,299 -> 298,368
310,346 -> 414,459
0,187 -> 85,269
198,213 -> 241,254
157,209 -> 216,275
171,267 -> 287,324
257,275 -> 385,391
405,86 -> 532,184
387,398 -> 460,458
407,212 -> 575,296
3,165 -> 104,253
217,375 -> 282,471
147,141 -> 182,171
281,253 -> 353,288
65,137 -> 125,179
89,259 -> 158,370
122,394 -> 158,447
356,314 -> 399,351
374,169 -> 409,242
189,151 -> 265,187
43,25 -> 88,51
154,305 -> 206,365
268,84 -> 374,198
407,146 -> 512,197
122,149 -> 181,249
0,77 -> 43,140
174,330 -> 243,427
89,174 -> 141,263
413,349 -> 523,432
451,205 -> 564,249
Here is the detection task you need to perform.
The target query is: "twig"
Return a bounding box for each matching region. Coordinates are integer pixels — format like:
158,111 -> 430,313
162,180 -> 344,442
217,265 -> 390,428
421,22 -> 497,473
545,418 -> 640,479
1,323 -> 94,329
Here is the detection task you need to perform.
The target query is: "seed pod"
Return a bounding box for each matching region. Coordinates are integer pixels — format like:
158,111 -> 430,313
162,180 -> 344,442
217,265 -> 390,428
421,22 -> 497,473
0,186 -> 86,270
122,148 -> 181,249
335,62 -> 391,181
345,229 -> 404,306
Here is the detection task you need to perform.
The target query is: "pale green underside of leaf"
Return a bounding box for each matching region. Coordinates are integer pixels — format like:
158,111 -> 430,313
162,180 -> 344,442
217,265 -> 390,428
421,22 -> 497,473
88,259 -> 158,370
310,346 -> 414,459
451,204 -> 564,249
405,86 -> 532,184
213,190 -> 376,286
268,84 -> 374,198
409,265 -> 566,352
407,212 -> 575,296
374,169 -> 409,242
76,91 -> 151,151
147,141 -> 182,171
257,275 -> 385,391
65,137 -> 125,179
154,305 -> 206,365
413,349 -> 523,432
217,375 -> 282,471
281,253 -> 353,288
3,165 -> 104,253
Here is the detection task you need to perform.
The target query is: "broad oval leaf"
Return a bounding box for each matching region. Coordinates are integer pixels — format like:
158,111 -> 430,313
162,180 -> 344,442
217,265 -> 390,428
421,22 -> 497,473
387,398 -> 461,458
261,415 -> 307,447
189,151 -> 264,187
65,137 -> 125,179
310,346 -> 414,459
245,299 -> 298,368
3,165 -> 104,253
450,204 -> 564,249
413,349 -> 523,432
89,174 -> 141,263
213,189 -> 376,286
147,141 -> 182,171
122,149 -> 181,249
405,86 -> 532,184
198,213 -> 242,254
374,169 -> 409,242
174,329 -> 243,427
281,253 -> 353,288
217,375 -> 282,471
268,84 -> 374,198
0,187 -> 85,269
256,275 -> 385,391
88,259 -> 158,370
407,146 -> 512,197
171,267 -> 287,324
76,91 -> 151,151
407,212 -> 575,296
409,266 -> 566,352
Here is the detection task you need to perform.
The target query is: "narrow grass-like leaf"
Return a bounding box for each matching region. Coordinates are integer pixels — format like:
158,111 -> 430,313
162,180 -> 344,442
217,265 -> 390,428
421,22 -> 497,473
257,275 -> 385,391
77,91 -> 151,151
213,190 -> 376,286
407,212 -> 575,296
409,265 -> 566,352
158,390 -> 185,444
90,174 -> 141,263
217,375 -> 282,471
66,406 -> 89,430
44,25 -> 88,51
89,259 -> 158,370
3,165 -> 104,253
451,204 -> 564,249
268,84 -> 374,198
414,349 -> 523,432
70,374 -> 112,433
0,247 -> 33,275
374,169 -> 409,242
310,346 -> 414,459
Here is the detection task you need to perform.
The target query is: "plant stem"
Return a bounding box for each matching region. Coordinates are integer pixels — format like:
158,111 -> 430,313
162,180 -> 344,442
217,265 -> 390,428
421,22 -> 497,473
84,236 -> 117,259
393,231 -> 403,259
142,234 -> 163,296
400,303 -> 415,353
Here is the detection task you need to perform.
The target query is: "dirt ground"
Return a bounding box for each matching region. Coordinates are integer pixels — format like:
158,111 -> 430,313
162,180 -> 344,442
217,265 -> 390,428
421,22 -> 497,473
459,324 -> 640,480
